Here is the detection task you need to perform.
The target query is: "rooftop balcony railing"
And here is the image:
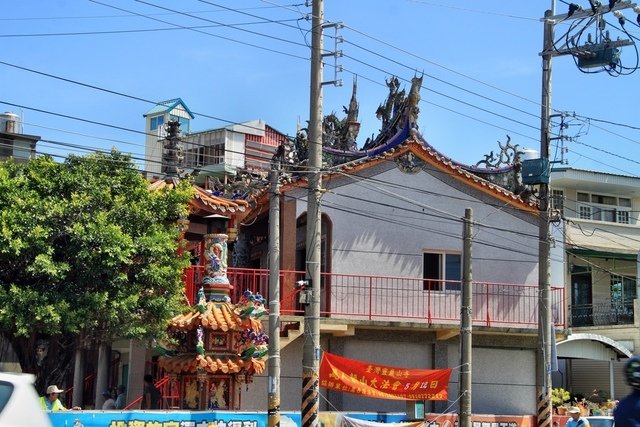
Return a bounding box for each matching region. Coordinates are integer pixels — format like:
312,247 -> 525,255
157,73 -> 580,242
185,266 -> 566,329
569,301 -> 635,327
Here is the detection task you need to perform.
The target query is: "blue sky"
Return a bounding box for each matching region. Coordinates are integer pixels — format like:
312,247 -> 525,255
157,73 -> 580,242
2,1 -> 639,176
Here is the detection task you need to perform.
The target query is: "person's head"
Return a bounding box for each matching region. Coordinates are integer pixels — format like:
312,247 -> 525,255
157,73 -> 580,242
46,385 -> 64,401
144,374 -> 153,384
591,388 -> 600,395
624,354 -> 640,390
568,406 -> 581,420
117,384 -> 126,394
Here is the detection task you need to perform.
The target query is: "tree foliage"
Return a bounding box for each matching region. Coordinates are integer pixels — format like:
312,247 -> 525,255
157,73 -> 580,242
0,152 -> 193,390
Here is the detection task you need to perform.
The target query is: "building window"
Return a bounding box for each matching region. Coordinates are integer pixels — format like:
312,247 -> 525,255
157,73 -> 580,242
575,191 -> 633,224
423,252 -> 461,291
184,143 -> 225,168
618,211 -> 630,224
150,115 -> 164,131
578,205 -> 591,220
611,275 -> 636,320
169,115 -> 190,133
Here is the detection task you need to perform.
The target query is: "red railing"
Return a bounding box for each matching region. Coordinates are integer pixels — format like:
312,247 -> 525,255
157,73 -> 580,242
64,373 -> 95,409
63,356 -> 122,408
185,266 -> 566,329
123,376 -> 170,410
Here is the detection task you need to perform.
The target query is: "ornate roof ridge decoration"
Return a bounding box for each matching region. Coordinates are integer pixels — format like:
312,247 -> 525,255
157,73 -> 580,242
319,76 -> 532,197
317,74 -> 423,164
454,135 -> 533,199
277,75 -> 533,199
163,120 -> 185,179
204,170 -> 268,207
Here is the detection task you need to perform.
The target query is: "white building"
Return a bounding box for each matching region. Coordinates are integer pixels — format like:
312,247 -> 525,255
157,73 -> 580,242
143,99 -> 287,181
551,167 -> 637,399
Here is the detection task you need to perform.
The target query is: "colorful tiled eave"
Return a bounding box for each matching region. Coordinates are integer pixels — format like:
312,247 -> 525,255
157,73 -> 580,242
148,179 -> 248,215
168,301 -> 262,332
191,186 -> 248,214
160,301 -> 267,376
158,353 -> 266,375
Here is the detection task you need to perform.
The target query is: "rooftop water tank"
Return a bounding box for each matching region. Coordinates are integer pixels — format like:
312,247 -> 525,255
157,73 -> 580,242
0,112 -> 22,134
520,148 -> 540,161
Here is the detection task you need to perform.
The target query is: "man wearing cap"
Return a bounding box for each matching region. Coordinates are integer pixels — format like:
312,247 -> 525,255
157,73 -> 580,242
565,406 -> 591,427
39,385 -> 68,411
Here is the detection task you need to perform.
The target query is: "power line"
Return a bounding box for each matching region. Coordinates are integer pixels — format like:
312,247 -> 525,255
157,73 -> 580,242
0,4 -> 305,21
132,0 -> 308,48
4,4 -> 637,164
4,3 -> 639,174
0,20 -> 303,38
88,0 -> 309,60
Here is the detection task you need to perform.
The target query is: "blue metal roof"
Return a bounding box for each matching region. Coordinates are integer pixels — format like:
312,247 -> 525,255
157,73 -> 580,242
143,98 -> 195,118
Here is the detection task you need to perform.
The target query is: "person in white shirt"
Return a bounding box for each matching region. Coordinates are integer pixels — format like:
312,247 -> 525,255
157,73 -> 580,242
565,406 -> 590,427
102,390 -> 116,410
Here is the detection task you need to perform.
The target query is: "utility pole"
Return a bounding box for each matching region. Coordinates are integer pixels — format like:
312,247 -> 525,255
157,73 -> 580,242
537,3 -> 635,427
302,0 -> 323,426
536,7 -> 554,427
268,161 -> 281,427
459,208 -> 473,427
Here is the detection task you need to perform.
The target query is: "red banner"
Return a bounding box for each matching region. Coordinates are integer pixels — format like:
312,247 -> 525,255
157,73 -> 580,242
319,352 -> 451,401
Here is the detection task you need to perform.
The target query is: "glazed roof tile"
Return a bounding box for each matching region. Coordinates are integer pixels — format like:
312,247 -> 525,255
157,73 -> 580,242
158,354 -> 266,375
168,301 -> 244,332
148,179 -> 248,214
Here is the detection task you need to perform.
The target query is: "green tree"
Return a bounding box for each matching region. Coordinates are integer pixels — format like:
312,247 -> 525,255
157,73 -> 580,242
0,151 -> 193,393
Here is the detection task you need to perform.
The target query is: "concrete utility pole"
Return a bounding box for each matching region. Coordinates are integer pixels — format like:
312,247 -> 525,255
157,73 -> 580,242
268,163 -> 281,427
536,7 -> 554,427
302,0 -> 323,426
537,3 -> 635,426
459,208 -> 473,427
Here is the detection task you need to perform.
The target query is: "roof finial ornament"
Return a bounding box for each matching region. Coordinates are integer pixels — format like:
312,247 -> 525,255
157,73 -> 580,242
162,120 -> 185,181
407,73 -> 424,128
475,135 -> 522,169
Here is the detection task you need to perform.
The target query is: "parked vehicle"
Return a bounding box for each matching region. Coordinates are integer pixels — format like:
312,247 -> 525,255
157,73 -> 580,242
0,372 -> 53,427
586,415 -> 614,427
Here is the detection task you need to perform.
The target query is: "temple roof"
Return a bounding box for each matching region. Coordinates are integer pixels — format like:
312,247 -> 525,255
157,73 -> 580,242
275,75 -> 533,214
168,301 -> 248,332
326,137 -> 537,212
158,353 -> 266,375
148,178 -> 249,216
244,134 -> 537,226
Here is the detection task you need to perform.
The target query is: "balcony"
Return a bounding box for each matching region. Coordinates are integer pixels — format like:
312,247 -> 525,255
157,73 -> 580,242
569,301 -> 635,327
184,266 -> 566,330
